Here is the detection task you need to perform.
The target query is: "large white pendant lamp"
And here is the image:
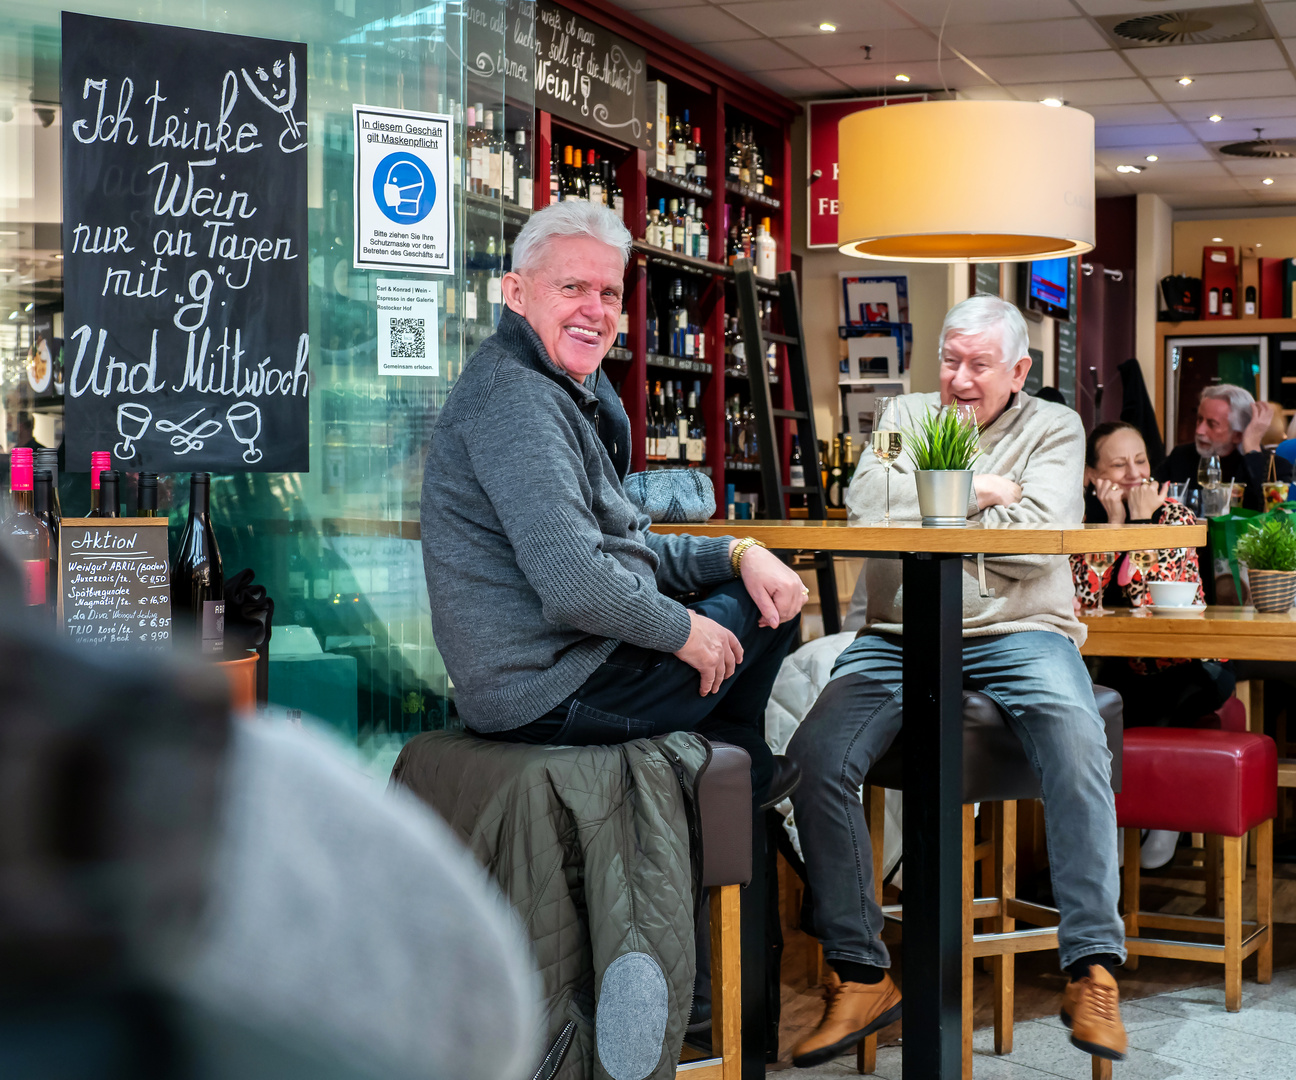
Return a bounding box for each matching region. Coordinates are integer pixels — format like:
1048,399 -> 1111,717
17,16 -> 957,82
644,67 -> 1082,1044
837,100 -> 1095,263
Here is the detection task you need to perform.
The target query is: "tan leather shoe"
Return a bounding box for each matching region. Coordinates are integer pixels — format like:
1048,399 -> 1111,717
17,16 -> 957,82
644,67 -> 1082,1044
1060,964 -> 1128,1061
791,969 -> 902,1068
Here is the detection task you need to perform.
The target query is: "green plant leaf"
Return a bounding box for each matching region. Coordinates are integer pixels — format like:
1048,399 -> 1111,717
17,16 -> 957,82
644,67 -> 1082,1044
1235,511 -> 1296,572
904,404 -> 983,471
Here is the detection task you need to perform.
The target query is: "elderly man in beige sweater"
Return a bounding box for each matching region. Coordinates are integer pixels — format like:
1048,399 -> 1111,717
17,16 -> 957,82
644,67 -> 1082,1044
788,294 -> 1126,1069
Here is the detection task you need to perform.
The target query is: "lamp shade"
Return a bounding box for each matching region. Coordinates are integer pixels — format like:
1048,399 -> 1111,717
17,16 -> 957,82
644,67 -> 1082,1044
837,100 -> 1095,262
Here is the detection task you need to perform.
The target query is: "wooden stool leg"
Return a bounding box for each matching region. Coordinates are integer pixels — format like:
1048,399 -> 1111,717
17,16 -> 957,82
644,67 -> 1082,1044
1205,833 -> 1221,918
1223,835 -> 1242,1012
963,804 -> 975,1080
1092,1056 -> 1113,1080
1257,818 -> 1273,985
710,884 -> 742,1080
993,801 -> 1016,1056
857,1034 -> 876,1075
1122,826 -> 1141,971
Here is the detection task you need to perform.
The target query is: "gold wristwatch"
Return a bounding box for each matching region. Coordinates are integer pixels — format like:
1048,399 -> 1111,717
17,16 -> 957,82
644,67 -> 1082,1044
730,536 -> 767,577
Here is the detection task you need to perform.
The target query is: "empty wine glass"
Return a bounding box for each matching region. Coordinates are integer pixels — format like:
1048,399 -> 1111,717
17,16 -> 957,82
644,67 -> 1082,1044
871,396 -> 902,524
1087,551 -> 1118,615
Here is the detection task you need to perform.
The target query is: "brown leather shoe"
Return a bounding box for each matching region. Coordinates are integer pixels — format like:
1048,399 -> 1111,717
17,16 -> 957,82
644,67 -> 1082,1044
1060,964 -> 1128,1061
791,969 -> 902,1068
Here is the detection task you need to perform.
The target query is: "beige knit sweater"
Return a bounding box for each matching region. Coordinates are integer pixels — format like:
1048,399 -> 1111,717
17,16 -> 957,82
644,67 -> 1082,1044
845,391 -> 1087,647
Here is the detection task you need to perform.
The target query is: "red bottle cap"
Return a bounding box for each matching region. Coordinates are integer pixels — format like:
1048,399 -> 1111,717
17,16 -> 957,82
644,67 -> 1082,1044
10,459 -> 32,493
90,450 -> 111,489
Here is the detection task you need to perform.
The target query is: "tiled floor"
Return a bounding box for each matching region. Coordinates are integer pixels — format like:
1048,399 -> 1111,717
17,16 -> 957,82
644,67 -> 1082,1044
784,968 -> 1296,1079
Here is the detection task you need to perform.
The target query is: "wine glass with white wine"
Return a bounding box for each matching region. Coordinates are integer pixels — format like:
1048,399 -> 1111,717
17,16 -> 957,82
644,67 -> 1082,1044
1128,549 -> 1157,611
1086,550 -> 1118,615
871,396 -> 902,524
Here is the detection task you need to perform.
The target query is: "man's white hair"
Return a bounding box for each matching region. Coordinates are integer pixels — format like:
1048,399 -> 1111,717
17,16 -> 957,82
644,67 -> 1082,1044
1200,383 -> 1255,434
511,200 -> 633,274
939,293 -> 1030,367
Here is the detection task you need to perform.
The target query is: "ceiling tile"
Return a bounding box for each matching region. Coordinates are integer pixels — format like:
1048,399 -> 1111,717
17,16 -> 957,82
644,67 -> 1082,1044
716,0 -> 910,38
1169,96 -> 1296,122
693,36 -> 807,73
1192,116 -> 1296,140
1094,122 -> 1198,147
1074,0 -> 1261,13
955,86 -> 1018,101
1096,143 -> 1214,164
1001,79 -> 1156,106
1159,191 -> 1263,210
941,18 -> 1107,56
778,28 -> 943,67
631,5 -> 761,43
979,50 -> 1133,83
824,58 -> 992,92
750,67 -> 854,97
1220,156 -> 1296,175
1269,2 -> 1296,37
896,0 -> 1077,24
1153,70 -> 1296,100
1122,39 -> 1287,78
1084,102 -> 1179,125
1114,161 -> 1232,178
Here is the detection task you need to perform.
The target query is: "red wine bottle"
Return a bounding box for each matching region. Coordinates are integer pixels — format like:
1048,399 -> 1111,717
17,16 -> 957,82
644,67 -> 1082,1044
171,473 -> 224,654
98,471 -> 121,519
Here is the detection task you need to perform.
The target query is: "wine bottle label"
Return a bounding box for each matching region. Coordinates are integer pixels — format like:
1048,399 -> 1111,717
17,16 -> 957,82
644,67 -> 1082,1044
613,194 -> 624,216
201,600 -> 225,655
519,178 -> 533,207
694,164 -> 706,180
22,559 -> 45,606
487,276 -> 503,304
464,291 -> 478,321
790,465 -> 806,486
665,435 -> 680,459
688,438 -> 704,463
502,152 -> 514,199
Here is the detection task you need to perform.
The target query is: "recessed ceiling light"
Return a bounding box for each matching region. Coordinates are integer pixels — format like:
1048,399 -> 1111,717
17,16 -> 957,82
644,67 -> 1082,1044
1040,98 -> 1064,108
0,268 -> 15,274
23,301 -> 33,312
1178,76 -> 1194,86
1145,154 -> 1158,162
819,22 -> 836,32
1209,114 -> 1223,122
7,311 -> 17,320
53,253 -> 63,260
1212,237 -> 1223,242
1263,177 -> 1275,185
895,73 -> 911,82
1116,164 -> 1142,173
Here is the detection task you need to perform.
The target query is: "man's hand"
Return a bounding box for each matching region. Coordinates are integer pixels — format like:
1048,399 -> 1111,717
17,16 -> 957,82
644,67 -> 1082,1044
1126,480 -> 1168,521
1241,399 -> 1275,454
1092,477 -> 1126,525
973,474 -> 1022,511
675,611 -> 743,696
733,543 -> 808,628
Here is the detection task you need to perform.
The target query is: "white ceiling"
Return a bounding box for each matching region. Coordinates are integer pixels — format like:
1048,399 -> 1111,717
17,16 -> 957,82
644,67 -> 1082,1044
619,0 -> 1296,211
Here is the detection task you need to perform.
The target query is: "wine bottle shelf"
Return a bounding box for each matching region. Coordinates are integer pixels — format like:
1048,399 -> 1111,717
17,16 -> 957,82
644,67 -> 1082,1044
725,368 -> 778,384
645,463 -> 712,476
724,459 -> 761,472
633,241 -> 726,279
647,352 -> 711,374
646,167 -> 713,200
464,191 -> 532,227
605,346 -> 634,362
724,181 -> 780,210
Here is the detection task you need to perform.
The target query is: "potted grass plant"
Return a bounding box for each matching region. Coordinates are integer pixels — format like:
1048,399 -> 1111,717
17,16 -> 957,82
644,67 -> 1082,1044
1235,512 -> 1296,612
907,404 -> 982,527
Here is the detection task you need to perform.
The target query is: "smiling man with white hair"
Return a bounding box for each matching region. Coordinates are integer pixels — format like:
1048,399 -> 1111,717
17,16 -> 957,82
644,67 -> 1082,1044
421,200 -> 805,807
787,294 -> 1129,1068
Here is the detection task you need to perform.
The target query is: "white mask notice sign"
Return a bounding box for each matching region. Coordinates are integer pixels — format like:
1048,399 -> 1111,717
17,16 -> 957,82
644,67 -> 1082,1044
353,104 -> 453,274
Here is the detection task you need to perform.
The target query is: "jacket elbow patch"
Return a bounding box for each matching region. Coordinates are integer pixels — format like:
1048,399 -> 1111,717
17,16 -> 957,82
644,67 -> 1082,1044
596,951 -> 670,1080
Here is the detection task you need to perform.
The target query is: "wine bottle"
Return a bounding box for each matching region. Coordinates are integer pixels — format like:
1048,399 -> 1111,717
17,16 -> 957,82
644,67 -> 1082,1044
34,447 -> 60,521
1,449 -> 51,609
1208,286 -> 1220,315
33,468 -> 58,610
137,473 -> 159,517
515,129 -> 532,208
87,450 -> 111,516
692,127 -> 707,183
645,284 -> 660,355
789,434 -> 807,508
172,472 -> 225,654
1222,286 -> 1234,318
1245,284 -> 1257,316
98,471 -> 122,519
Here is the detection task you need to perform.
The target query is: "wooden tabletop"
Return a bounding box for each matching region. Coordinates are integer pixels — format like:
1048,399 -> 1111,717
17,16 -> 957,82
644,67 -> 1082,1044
652,519 -> 1206,555
1080,606 -> 1296,661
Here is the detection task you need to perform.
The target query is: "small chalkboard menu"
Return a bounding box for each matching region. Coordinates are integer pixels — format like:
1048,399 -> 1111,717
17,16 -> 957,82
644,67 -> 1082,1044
59,519 -> 173,652
535,0 -> 649,151
60,13 -> 308,473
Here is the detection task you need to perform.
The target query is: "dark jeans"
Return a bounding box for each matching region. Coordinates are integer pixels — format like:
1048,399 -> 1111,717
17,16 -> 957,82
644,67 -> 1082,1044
494,579 -> 801,805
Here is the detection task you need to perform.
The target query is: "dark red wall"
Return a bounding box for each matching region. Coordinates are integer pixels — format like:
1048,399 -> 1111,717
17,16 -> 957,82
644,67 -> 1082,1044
1091,195 -> 1137,273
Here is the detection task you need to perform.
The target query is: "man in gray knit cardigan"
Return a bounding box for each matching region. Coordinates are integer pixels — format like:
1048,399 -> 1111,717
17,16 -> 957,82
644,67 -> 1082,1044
421,200 -> 805,806
788,295 -> 1128,1068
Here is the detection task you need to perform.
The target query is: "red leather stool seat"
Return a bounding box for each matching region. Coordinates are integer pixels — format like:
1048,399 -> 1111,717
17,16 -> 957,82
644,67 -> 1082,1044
1116,728 -> 1277,837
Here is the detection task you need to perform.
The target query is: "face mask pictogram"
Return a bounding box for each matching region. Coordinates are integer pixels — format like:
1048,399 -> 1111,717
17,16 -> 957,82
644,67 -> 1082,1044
383,161 -> 425,216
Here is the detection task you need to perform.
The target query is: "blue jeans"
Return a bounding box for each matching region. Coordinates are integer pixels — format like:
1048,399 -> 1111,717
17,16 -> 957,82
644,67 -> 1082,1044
787,631 -> 1125,973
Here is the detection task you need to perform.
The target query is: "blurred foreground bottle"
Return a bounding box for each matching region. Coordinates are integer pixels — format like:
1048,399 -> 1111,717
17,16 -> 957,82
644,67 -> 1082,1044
172,473 -> 224,654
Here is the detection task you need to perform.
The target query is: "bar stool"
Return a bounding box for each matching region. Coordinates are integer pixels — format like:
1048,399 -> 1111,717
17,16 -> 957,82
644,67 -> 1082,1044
1116,728 -> 1277,1012
855,686 -> 1123,1080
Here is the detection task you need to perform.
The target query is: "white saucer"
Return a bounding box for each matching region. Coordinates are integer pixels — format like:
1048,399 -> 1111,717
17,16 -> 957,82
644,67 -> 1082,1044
1151,603 -> 1207,617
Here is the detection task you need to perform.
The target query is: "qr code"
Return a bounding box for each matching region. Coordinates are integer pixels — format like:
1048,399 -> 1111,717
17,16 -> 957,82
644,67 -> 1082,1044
390,318 -> 426,359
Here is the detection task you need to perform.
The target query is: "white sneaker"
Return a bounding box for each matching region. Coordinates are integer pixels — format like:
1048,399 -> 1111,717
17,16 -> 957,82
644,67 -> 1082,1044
1140,829 -> 1179,870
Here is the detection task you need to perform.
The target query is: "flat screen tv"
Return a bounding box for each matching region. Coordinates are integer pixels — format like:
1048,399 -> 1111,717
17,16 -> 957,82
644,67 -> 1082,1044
1027,257 -> 1070,319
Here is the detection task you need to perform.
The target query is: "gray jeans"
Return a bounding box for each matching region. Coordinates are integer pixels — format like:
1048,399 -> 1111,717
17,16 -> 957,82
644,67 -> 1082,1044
787,630 -> 1125,973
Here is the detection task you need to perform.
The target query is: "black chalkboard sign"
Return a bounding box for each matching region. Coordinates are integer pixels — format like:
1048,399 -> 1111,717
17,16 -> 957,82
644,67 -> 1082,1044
465,0 -> 535,103
61,13 -> 308,473
535,0 -> 649,150
59,518 -> 173,651
1057,319 -> 1078,406
974,262 -> 1002,297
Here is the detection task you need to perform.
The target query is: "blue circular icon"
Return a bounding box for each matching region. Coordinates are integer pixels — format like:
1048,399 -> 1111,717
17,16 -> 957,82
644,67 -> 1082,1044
373,152 -> 436,224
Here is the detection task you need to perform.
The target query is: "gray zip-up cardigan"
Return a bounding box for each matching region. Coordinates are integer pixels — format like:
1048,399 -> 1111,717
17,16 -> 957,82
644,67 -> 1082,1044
421,307 -> 735,732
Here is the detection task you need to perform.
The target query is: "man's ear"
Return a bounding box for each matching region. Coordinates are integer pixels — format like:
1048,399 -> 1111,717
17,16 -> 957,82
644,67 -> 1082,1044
1009,354 -> 1031,393
502,272 -> 525,314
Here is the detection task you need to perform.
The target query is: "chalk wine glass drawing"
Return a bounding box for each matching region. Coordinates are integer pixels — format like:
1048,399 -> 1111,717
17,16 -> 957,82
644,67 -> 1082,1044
226,402 -> 264,463
157,409 -> 223,455
240,54 -> 305,153
115,403 -> 153,460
